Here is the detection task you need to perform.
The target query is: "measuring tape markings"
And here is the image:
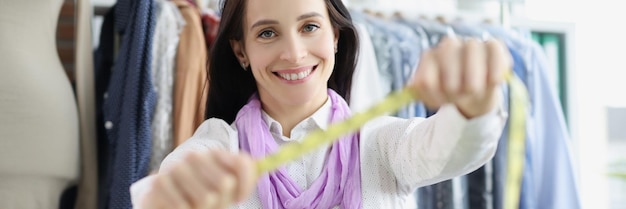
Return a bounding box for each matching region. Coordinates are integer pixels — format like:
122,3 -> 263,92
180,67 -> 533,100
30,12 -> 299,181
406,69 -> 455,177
254,71 -> 528,209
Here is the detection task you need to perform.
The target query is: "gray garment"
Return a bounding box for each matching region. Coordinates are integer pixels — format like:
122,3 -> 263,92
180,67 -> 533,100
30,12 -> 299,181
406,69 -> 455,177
149,0 -> 186,172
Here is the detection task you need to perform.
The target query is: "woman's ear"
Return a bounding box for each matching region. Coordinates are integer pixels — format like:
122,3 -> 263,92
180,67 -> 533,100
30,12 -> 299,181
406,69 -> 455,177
230,39 -> 248,65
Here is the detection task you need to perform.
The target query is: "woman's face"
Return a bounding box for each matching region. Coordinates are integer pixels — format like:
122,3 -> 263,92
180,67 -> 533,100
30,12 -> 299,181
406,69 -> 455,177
232,0 -> 338,108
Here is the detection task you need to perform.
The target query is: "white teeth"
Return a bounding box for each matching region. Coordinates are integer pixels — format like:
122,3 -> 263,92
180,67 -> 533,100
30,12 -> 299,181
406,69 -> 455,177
278,69 -> 312,81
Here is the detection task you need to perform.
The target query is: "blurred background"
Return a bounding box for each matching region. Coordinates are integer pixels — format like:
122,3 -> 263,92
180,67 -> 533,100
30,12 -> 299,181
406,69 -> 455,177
76,0 -> 626,208
3,0 -> 622,208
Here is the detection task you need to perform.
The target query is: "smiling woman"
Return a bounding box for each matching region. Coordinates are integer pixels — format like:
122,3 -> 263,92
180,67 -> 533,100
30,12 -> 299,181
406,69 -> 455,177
129,0 -> 512,208
205,0 -> 359,132
229,0 -> 348,137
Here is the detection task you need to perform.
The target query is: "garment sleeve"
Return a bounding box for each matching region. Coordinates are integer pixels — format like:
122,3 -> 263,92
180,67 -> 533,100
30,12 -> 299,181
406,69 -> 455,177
130,118 -> 236,208
363,101 -> 507,194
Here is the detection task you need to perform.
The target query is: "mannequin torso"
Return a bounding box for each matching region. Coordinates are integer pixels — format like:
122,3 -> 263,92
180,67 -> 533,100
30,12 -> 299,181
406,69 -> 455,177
0,0 -> 80,207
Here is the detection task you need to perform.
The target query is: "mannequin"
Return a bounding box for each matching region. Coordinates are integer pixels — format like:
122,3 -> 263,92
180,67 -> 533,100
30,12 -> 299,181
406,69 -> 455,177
0,0 -> 80,208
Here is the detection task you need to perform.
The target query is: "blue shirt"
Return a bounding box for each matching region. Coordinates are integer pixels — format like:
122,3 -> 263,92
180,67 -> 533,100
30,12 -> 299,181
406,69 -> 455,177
486,25 -> 581,209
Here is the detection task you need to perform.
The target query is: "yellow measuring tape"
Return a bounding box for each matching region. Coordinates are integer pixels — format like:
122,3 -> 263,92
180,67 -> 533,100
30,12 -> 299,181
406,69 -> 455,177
503,71 -> 529,209
255,71 -> 528,209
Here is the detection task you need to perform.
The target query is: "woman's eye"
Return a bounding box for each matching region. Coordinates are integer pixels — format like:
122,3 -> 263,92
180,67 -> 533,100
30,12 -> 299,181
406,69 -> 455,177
258,30 -> 275,38
303,24 -> 320,32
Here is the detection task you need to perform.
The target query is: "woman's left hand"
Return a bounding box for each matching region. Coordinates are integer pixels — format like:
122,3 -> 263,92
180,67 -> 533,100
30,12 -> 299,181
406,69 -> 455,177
407,37 -> 512,119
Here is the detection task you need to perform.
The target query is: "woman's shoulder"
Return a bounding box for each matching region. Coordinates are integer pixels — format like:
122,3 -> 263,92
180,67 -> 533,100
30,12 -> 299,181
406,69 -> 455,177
193,118 -> 238,137
198,117 -> 233,127
179,118 -> 239,151
158,118 -> 240,171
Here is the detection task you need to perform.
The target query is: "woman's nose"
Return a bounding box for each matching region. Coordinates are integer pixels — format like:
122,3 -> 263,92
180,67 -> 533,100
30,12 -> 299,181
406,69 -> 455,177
280,33 -> 308,64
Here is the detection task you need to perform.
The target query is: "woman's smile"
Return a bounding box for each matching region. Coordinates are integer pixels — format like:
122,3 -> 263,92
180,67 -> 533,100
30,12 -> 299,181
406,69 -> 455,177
273,64 -> 318,83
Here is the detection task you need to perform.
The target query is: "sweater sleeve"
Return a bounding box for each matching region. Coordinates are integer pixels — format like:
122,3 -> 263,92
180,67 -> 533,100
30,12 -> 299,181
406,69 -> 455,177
130,118 -> 237,208
362,101 -> 507,194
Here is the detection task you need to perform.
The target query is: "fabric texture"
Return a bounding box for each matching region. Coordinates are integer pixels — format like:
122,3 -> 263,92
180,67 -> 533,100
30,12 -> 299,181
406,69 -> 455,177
99,0 -> 158,208
236,89 -> 362,209
149,0 -> 186,173
94,8 -> 115,209
172,0 -> 209,147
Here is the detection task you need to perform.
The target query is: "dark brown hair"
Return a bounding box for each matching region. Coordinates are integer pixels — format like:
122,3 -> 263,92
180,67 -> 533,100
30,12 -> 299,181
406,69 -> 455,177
204,0 -> 359,124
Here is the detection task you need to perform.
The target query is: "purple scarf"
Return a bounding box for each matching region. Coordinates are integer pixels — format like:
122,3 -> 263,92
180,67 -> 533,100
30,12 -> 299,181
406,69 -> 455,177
235,89 -> 362,209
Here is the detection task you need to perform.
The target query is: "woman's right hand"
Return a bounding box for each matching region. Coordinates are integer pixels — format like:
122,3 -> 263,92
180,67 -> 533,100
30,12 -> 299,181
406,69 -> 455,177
138,149 -> 258,209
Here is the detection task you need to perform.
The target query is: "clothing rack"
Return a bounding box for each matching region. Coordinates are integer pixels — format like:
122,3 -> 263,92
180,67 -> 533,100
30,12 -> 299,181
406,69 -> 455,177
89,1 -> 580,208
346,5 -> 581,208
93,0 -> 212,17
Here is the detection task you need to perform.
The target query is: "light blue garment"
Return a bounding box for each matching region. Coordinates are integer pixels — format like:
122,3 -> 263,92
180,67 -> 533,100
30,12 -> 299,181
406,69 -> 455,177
349,11 -> 395,99
396,19 -> 431,119
385,20 -> 421,86
352,11 -> 419,119
362,16 -> 408,118
411,19 -> 450,46
451,22 -> 482,37
485,25 -> 581,209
